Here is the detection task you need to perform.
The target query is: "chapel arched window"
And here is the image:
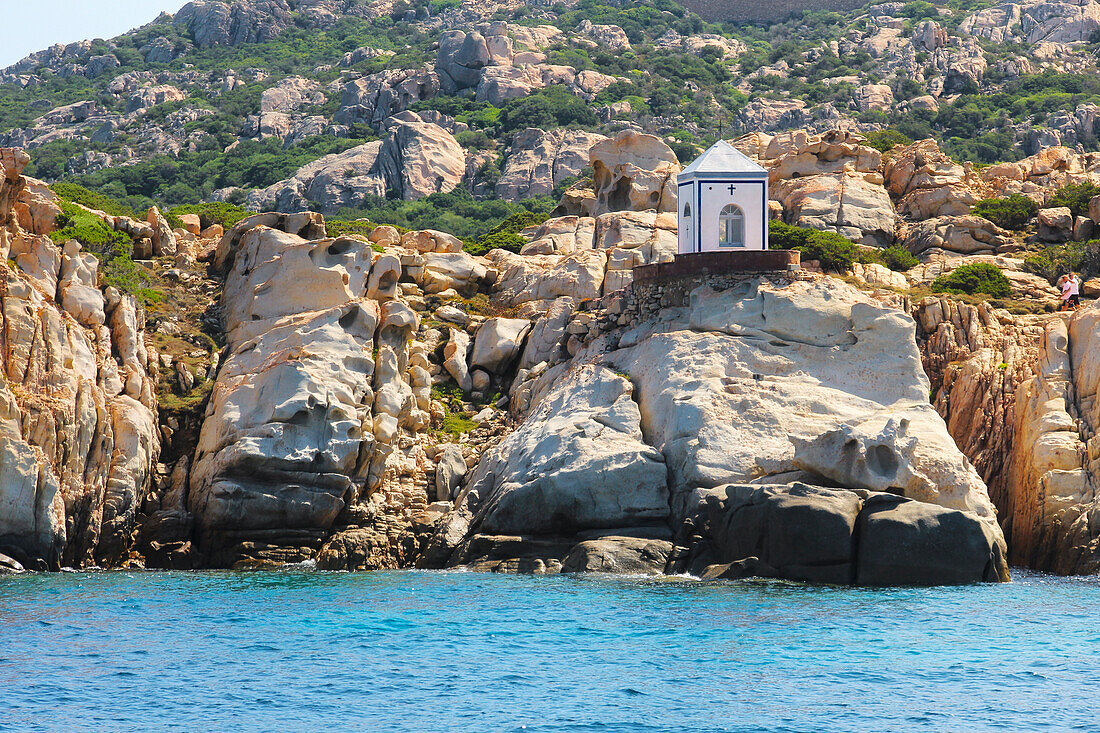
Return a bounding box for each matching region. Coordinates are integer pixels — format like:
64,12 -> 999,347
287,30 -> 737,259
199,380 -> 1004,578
719,204 -> 744,247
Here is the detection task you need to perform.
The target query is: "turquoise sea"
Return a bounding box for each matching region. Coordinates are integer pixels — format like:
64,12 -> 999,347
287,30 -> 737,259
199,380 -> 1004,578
2,569 -> 1097,732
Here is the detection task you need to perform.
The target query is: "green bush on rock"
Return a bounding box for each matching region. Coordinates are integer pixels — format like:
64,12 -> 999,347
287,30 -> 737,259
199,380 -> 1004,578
50,183 -> 134,218
167,202 -> 251,229
49,199 -> 155,302
769,221 -> 867,273
864,129 -> 912,153
464,210 -> 549,256
1023,240 -> 1100,284
1048,183 -> 1100,219
930,263 -> 1012,297
971,194 -> 1038,231
878,245 -> 919,272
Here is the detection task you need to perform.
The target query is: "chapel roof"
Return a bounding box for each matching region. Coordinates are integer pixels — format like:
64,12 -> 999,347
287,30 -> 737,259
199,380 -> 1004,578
678,140 -> 767,179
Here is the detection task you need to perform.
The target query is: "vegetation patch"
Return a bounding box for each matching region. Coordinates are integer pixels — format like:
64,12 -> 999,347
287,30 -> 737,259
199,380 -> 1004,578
51,183 -> 134,218
330,187 -> 554,242
1047,183 -> 1100,219
971,195 -> 1039,231
167,202 -> 251,229
769,221 -> 874,273
930,263 -> 1012,297
1023,240 -> 1100,284
465,210 -> 549,256
864,130 -> 912,153
49,199 -> 157,302
878,245 -> 919,272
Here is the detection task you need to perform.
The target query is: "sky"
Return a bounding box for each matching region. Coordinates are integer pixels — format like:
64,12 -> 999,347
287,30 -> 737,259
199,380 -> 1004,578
0,0 -> 181,69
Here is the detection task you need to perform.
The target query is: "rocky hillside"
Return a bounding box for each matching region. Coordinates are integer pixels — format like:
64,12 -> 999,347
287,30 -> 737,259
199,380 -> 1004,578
7,0 -> 1100,234
8,1 -> 1100,581
0,150 -> 158,570
0,129 -> 1034,585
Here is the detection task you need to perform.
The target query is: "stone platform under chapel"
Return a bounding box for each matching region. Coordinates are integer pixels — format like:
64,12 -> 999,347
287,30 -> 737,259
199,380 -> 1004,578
633,249 -> 801,283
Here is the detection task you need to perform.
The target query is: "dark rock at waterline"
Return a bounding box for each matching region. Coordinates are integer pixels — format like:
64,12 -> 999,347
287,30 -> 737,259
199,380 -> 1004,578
683,483 -> 1008,586
560,536 -> 673,575
856,493 -> 1009,585
699,556 -> 777,581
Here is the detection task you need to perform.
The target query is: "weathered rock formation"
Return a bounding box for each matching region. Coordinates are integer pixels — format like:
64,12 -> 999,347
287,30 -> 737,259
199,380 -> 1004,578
425,276 -> 1009,584
555,131 -> 680,217
998,307 -> 1100,574
0,149 -> 159,570
496,128 -> 607,201
249,118 -> 465,212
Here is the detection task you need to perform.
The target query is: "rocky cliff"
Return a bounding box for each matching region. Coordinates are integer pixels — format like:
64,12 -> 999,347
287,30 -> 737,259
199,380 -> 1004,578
0,149 -> 158,570
6,115 -> 1100,582
420,274 -> 1008,584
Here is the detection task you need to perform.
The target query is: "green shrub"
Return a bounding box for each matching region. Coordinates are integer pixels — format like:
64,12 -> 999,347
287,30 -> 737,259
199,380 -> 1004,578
1022,240 -> 1100,284
878,245 -> 919,272
864,129 -> 912,153
499,86 -> 598,132
769,220 -> 865,272
330,186 -> 551,242
167,202 -> 251,229
327,219 -> 377,237
930,263 -> 1012,297
50,183 -> 134,218
50,201 -> 130,250
164,211 -> 185,230
49,201 -> 152,298
464,210 -> 549,256
466,231 -> 525,256
1048,183 -> 1100,218
971,195 -> 1038,231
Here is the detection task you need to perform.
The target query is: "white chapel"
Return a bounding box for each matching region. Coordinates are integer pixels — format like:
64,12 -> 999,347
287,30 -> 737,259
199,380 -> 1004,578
677,141 -> 770,255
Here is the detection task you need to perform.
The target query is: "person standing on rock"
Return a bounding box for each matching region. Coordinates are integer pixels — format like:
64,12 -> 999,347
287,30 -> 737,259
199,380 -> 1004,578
1059,272 -> 1080,311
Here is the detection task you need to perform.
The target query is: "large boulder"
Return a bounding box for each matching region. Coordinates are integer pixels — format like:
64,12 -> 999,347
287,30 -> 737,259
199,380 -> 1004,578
436,30 -> 491,91
1038,206 -> 1074,242
555,131 -> 680,217
428,365 -> 670,567
560,535 -> 671,575
522,216 -> 597,255
146,206 -> 177,257
774,173 -> 896,246
687,482 -> 1007,585
488,249 -> 606,312
903,215 -> 1016,256
376,120 -> 465,201
471,317 -> 531,375
496,128 -> 608,201
884,139 -> 984,220
855,493 -> 1007,585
